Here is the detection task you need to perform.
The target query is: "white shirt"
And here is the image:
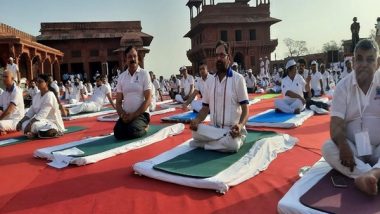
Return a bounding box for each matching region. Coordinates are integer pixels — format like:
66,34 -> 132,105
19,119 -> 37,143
6,63 -> 19,82
203,69 -> 249,128
180,75 -> 194,96
159,80 -> 166,91
50,82 -> 60,95
195,74 -> 210,97
281,74 -> 306,99
90,84 -> 111,106
331,71 -> 380,145
85,83 -> 93,94
340,69 -> 353,80
153,79 -> 160,91
116,67 -> 152,113
310,71 -> 323,91
28,86 -> 40,98
321,71 -> 330,90
299,69 -> 309,80
245,74 -> 256,88
0,84 -> 24,120
26,91 -> 65,132
170,79 -> 180,92
70,83 -> 84,100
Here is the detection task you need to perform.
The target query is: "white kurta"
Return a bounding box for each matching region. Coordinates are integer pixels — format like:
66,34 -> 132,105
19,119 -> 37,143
23,91 -> 65,134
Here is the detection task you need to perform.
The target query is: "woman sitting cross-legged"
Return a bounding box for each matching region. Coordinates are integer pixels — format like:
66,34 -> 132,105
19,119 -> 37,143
16,74 -> 65,138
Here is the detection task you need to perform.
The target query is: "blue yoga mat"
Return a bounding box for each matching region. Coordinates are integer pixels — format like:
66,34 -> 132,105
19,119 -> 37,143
249,110 -> 295,123
171,112 -> 197,120
161,111 -> 199,123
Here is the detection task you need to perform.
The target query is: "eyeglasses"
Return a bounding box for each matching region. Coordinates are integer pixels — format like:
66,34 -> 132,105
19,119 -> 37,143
216,52 -> 228,59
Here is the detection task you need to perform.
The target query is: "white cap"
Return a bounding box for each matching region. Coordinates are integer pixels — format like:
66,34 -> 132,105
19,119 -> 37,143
285,59 -> 297,70
311,60 -> 318,65
232,62 -> 238,67
278,68 -> 283,72
179,66 -> 187,71
259,57 -> 263,60
247,69 -> 252,73
9,57 -> 14,61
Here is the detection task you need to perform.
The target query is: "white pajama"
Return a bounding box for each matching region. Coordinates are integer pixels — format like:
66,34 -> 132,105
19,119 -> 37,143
274,98 -> 305,113
191,124 -> 246,152
69,101 -> 101,115
21,119 -> 59,135
0,119 -> 19,132
175,94 -> 185,103
191,100 -> 202,112
322,140 -> 380,179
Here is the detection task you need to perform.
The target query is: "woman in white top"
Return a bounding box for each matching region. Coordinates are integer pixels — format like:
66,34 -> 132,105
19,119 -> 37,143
16,74 -> 65,138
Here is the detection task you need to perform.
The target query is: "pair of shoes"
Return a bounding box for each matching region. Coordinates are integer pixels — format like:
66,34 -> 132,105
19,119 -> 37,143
38,129 -> 59,138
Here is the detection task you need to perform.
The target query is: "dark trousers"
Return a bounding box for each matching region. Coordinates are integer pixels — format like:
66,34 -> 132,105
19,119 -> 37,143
169,90 -> 179,99
113,112 -> 150,140
247,87 -> 255,94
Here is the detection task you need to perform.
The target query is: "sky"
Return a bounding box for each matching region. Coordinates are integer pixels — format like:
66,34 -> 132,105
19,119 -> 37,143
1,0 -> 379,78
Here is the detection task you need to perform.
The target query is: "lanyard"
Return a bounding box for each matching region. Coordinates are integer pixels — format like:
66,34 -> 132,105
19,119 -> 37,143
355,83 -> 374,130
213,74 -> 228,128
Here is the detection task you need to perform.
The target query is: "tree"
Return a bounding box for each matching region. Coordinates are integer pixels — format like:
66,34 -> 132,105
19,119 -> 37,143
283,38 -> 308,57
322,40 -> 340,52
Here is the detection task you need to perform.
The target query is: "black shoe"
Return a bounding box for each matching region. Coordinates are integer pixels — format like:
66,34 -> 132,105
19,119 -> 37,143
38,129 -> 59,138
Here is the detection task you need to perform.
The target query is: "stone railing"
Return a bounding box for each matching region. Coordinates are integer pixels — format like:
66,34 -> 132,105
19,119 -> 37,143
0,23 -> 36,41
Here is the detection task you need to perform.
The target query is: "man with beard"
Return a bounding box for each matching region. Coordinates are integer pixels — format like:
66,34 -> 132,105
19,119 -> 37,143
68,77 -> 85,104
113,46 -> 152,140
189,40 -> 249,152
322,39 -> 380,195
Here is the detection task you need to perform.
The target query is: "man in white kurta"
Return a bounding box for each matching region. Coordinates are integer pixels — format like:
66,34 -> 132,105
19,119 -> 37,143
69,77 -> 85,104
322,39 -> 380,195
320,64 -> 331,92
310,61 -> 324,96
274,59 -> 310,114
0,71 -> 25,133
182,64 -> 210,112
245,69 -> 256,94
68,76 -> 115,115
190,41 -> 249,152
6,57 -> 21,85
175,66 -> 194,103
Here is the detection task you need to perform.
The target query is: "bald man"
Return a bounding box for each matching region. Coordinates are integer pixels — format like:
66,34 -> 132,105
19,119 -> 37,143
0,70 -> 25,134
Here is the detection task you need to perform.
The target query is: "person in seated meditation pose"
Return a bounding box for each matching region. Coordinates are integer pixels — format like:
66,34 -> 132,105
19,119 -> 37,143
16,74 -> 65,138
182,63 -> 210,112
0,70 -> 25,135
274,59 -> 311,114
67,75 -> 115,115
175,66 -> 194,103
322,39 -> 380,196
113,45 -> 152,140
190,40 -> 249,152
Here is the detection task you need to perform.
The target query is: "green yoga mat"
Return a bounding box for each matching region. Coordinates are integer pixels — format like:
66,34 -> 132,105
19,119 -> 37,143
255,94 -> 281,99
0,126 -> 86,147
53,125 -> 164,157
153,130 -> 278,178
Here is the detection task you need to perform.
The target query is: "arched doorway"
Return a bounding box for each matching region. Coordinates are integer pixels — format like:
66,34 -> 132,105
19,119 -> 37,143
32,56 -> 41,79
18,53 -> 31,80
233,52 -> 245,70
52,60 -> 60,81
43,58 -> 52,75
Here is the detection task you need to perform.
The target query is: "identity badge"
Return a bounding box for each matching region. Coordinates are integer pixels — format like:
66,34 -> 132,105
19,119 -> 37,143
355,131 -> 372,156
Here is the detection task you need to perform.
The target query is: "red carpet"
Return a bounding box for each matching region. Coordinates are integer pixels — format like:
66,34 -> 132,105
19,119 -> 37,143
0,97 -> 329,214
